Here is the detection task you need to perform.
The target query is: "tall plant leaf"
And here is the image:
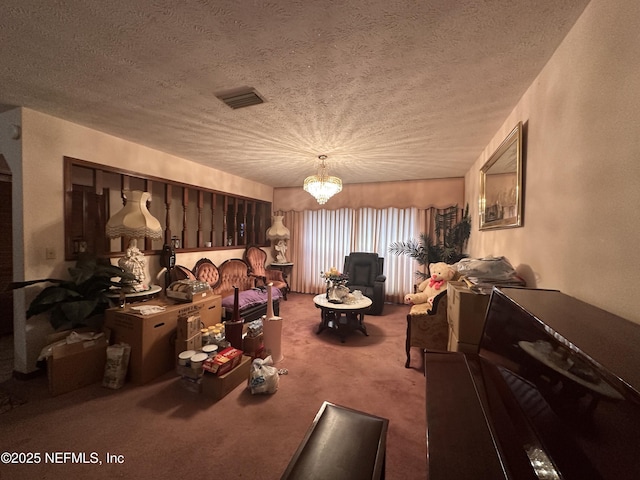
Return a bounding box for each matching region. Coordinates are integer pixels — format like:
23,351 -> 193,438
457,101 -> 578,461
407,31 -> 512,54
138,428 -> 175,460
389,204 -> 471,280
11,253 -> 137,330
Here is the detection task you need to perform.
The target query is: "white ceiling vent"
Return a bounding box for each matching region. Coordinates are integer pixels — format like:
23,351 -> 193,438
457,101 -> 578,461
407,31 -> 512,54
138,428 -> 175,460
216,87 -> 266,109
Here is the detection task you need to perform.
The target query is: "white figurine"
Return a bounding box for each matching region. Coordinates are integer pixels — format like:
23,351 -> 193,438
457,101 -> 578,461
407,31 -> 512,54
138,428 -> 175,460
119,242 -> 146,286
274,239 -> 288,263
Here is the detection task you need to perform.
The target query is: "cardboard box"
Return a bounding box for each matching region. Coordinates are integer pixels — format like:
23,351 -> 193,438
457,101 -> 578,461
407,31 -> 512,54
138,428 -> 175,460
201,355 -> 251,401
179,375 -> 203,393
176,364 -> 205,380
48,335 -> 109,396
203,347 -> 243,376
447,281 -> 491,344
177,315 -> 202,340
174,295 -> 222,328
104,295 -> 221,385
175,332 -> 202,357
105,307 -> 177,385
243,333 -> 263,355
166,284 -> 212,302
447,328 -> 479,354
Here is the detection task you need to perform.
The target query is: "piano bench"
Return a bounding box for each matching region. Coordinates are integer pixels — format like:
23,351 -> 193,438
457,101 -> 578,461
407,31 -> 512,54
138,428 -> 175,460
281,401 -> 389,480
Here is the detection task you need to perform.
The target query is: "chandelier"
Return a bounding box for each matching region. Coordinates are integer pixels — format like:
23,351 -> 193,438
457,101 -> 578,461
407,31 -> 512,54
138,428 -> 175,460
303,155 -> 342,204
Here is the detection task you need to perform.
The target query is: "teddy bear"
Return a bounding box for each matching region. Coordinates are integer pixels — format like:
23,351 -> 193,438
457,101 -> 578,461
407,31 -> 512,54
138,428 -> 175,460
404,262 -> 456,309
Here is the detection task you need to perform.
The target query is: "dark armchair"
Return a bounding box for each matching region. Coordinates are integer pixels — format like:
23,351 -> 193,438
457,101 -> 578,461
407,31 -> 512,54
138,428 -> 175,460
343,252 -> 386,315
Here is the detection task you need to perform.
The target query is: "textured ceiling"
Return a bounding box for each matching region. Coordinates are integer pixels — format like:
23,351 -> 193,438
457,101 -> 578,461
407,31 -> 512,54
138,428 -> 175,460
0,0 -> 590,188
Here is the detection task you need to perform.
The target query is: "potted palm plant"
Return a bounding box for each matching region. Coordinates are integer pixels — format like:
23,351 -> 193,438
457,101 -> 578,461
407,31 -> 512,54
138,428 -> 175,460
11,253 -> 137,331
389,204 -> 471,282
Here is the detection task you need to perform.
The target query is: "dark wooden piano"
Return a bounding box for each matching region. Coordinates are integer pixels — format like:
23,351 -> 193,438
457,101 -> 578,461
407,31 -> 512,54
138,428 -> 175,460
425,287 -> 640,480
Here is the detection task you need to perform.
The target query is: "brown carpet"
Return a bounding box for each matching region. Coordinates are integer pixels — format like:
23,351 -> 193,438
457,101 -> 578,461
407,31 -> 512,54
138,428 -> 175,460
0,389 -> 26,414
0,293 -> 427,479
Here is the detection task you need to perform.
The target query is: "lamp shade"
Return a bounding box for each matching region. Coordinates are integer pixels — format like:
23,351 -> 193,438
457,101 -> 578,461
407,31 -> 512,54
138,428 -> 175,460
266,215 -> 290,240
106,190 -> 163,239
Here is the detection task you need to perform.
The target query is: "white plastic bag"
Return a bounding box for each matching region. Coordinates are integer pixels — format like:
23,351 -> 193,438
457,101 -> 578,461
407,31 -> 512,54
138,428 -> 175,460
249,355 -> 279,395
454,256 -> 518,282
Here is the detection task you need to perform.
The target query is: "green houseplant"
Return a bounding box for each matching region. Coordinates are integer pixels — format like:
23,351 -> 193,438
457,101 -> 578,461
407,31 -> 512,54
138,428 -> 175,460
11,253 -> 137,331
389,204 -> 471,282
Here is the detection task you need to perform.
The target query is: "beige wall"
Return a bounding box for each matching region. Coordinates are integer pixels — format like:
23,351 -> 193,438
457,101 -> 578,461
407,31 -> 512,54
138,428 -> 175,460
466,0 -> 640,324
3,108 -> 273,373
274,177 -> 464,211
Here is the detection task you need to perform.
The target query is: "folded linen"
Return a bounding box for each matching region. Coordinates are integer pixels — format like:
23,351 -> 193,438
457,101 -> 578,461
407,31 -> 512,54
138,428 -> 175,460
130,305 -> 167,315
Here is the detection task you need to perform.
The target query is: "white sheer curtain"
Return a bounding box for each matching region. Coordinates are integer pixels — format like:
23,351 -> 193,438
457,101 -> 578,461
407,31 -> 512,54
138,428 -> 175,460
282,207 -> 424,304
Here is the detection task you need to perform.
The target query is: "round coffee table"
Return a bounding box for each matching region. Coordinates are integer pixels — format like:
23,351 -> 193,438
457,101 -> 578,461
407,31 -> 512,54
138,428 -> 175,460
313,294 -> 373,343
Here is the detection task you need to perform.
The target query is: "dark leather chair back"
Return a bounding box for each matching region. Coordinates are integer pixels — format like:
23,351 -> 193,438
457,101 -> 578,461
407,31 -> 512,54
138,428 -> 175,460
343,252 -> 386,315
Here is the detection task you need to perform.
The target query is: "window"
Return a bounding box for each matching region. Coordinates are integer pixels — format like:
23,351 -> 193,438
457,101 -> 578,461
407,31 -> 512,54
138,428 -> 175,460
281,206 -> 464,302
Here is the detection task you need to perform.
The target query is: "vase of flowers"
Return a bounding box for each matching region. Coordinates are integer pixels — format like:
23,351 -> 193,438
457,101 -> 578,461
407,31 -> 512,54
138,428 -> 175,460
322,267 -> 349,303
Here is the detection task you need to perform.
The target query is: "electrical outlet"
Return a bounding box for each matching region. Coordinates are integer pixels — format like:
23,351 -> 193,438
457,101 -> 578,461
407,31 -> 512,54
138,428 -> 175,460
45,247 -> 56,260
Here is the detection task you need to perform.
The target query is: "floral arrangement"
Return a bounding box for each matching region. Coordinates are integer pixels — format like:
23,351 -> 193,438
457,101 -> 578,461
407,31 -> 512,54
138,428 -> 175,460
321,267 -> 348,286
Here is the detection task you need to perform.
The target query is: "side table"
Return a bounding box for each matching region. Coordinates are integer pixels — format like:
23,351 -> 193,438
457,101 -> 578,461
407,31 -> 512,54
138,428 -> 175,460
313,294 -> 372,343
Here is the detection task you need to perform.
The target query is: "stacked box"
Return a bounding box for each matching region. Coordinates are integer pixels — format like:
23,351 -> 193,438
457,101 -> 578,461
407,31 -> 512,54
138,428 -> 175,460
201,355 -> 252,401
176,351 -> 206,392
175,295 -> 222,328
446,281 -> 491,352
243,333 -> 264,357
104,295 -> 220,385
177,315 -> 202,339
175,333 -> 202,356
203,347 -> 244,376
175,314 -> 203,356
176,354 -> 251,400
179,375 -> 203,393
48,334 -> 109,396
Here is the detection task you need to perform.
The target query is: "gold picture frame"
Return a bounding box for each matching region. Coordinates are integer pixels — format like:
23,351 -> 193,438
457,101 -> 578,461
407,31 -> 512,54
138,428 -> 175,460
479,122 -> 523,230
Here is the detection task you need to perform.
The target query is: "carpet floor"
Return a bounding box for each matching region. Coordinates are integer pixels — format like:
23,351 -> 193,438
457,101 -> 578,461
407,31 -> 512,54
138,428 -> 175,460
0,293 -> 427,479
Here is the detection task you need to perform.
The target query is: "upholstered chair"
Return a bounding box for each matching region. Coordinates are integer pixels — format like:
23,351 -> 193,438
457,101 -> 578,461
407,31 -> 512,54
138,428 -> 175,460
169,264 -> 197,283
342,252 -> 386,315
193,258 -> 220,289
243,245 -> 288,300
405,290 -> 449,368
